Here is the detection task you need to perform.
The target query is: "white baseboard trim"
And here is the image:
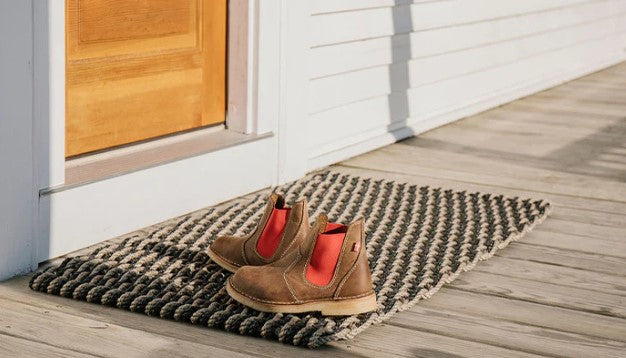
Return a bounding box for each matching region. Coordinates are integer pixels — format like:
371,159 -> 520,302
37,135 -> 276,262
307,54 -> 626,171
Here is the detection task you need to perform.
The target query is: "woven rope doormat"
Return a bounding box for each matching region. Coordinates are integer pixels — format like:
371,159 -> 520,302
30,171 -> 551,348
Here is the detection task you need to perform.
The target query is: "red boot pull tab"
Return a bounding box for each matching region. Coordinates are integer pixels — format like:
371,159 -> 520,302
256,207 -> 291,258
306,222 -> 347,286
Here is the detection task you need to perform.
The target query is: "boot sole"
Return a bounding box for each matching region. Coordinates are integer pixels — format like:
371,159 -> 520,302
207,247 -> 240,273
226,278 -> 377,316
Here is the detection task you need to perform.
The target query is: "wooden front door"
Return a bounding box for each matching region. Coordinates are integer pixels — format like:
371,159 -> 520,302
65,0 -> 226,157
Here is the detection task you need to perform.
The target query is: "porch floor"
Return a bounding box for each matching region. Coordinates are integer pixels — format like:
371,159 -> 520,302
2,62 -> 625,357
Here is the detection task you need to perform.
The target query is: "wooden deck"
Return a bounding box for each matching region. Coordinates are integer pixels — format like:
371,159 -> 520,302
2,63 -> 625,357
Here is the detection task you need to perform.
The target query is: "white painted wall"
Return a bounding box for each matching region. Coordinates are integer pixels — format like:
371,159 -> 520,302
307,0 -> 626,169
0,0 -> 36,280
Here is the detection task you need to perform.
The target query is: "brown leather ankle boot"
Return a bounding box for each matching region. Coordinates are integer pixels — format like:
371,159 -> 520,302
226,214 -> 377,316
207,194 -> 308,272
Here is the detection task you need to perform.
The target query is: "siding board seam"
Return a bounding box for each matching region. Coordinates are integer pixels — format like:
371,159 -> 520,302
310,0 -> 440,17
310,0 -> 600,48
308,20 -> 626,114
309,9 -> 626,81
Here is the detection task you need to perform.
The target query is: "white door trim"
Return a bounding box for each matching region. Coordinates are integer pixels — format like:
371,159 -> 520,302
34,0 -> 65,190
228,0 -> 257,134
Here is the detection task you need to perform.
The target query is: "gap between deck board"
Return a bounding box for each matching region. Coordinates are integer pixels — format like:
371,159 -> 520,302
387,306 -> 626,358
0,333 -> 97,358
473,255 -> 626,297
0,298 -> 257,358
419,287 -> 626,342
497,243 -> 626,276
448,271 -> 626,319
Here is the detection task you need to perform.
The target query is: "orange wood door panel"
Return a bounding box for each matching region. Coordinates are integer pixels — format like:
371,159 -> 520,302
66,0 -> 226,157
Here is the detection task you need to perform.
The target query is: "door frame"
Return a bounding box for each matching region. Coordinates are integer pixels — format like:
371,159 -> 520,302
30,0 -> 310,263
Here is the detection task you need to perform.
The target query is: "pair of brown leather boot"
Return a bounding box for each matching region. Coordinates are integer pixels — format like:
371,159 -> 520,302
207,194 -> 377,316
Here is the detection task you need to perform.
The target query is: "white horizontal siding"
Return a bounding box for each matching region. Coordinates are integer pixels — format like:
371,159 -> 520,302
310,9 -> 626,113
310,0 -> 591,46
307,0 -> 626,169
310,0 -> 624,79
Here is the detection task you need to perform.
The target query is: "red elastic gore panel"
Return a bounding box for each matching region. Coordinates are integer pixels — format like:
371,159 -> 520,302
256,207 -> 291,258
306,222 -> 347,286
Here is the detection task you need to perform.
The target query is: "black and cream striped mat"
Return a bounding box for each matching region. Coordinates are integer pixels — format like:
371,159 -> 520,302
30,171 -> 551,348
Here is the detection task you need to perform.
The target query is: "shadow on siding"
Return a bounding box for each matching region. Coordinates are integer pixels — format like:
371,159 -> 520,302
387,2 -> 417,141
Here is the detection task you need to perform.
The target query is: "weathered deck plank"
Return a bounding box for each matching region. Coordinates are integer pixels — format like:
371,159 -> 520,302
346,325 -> 546,358
473,256 -> 626,297
495,243 -> 626,276
449,270 -> 626,318
0,297 -> 256,358
390,306 -> 626,358
0,335 -> 96,358
513,95 -> 626,118
420,288 -> 626,342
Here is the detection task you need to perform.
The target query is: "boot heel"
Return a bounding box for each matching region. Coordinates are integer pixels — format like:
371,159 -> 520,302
320,293 -> 378,316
